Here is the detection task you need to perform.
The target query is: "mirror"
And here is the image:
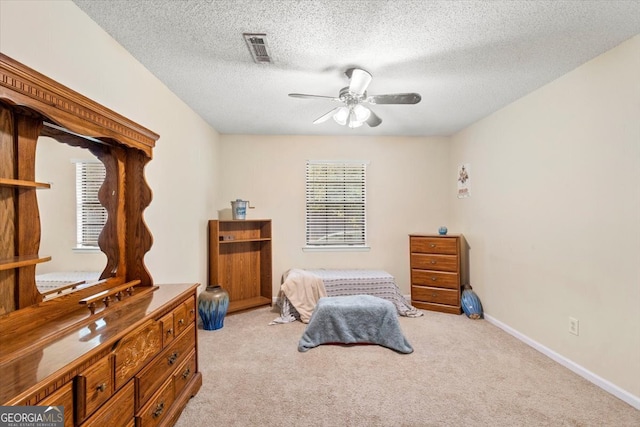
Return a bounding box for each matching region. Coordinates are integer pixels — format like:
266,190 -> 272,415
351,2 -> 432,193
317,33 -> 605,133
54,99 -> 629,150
35,136 -> 106,297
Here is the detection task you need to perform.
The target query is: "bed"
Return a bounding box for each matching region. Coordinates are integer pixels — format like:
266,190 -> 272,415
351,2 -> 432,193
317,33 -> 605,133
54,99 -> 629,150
271,268 -> 422,324
298,295 -> 414,353
36,271 -> 101,297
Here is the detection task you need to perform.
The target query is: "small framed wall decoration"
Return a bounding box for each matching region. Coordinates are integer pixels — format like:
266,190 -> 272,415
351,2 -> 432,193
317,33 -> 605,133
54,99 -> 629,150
457,163 -> 470,198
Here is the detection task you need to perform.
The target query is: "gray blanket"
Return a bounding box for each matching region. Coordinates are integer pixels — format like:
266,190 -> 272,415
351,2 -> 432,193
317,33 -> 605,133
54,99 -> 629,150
298,295 -> 414,354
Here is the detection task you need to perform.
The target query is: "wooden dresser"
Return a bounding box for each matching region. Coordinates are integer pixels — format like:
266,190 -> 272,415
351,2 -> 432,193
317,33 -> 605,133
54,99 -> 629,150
0,283 -> 202,427
0,54 -> 201,426
409,234 -> 467,314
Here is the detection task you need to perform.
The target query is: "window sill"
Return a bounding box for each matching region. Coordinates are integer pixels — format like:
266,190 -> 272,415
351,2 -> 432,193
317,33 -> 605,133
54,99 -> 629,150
72,247 -> 102,254
302,245 -> 371,252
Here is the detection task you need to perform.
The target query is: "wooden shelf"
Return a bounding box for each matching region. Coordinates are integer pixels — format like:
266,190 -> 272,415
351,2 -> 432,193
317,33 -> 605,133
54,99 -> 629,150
209,219 -> 272,313
219,237 -> 271,244
0,178 -> 50,189
0,255 -> 52,271
228,296 -> 272,314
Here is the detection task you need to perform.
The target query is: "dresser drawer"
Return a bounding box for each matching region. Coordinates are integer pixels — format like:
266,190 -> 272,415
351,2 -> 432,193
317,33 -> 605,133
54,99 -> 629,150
135,324 -> 196,410
113,320 -> 163,389
136,377 -> 175,427
410,253 -> 458,272
160,311 -> 175,348
173,350 -> 197,399
410,237 -> 458,255
38,382 -> 74,427
80,380 -> 135,427
174,298 -> 196,336
412,269 -> 459,289
412,286 -> 459,306
75,356 -> 113,422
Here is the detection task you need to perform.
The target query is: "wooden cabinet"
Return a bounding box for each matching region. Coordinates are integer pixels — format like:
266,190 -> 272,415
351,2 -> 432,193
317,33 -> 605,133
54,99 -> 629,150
409,234 -> 467,314
0,55 -> 201,427
1,284 -> 202,427
208,219 -> 272,313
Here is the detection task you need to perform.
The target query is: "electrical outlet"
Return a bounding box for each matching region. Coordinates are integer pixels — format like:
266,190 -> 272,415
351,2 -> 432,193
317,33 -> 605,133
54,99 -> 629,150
569,317 -> 579,336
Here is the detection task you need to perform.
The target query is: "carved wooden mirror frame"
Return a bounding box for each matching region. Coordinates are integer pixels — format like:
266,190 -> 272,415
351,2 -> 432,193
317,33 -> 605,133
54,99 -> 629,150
0,53 -> 158,316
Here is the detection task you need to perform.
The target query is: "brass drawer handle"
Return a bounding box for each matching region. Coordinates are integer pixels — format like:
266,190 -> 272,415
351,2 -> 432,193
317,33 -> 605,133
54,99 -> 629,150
430,244 -> 436,248
431,277 -> 437,281
96,383 -> 107,392
189,309 -> 195,315
166,328 -> 173,336
178,318 -> 185,326
153,402 -> 165,418
431,293 -> 437,297
430,260 -> 436,264
182,367 -> 191,379
168,352 -> 179,365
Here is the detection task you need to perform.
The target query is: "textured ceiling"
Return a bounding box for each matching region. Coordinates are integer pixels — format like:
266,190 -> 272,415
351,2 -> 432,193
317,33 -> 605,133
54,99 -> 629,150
72,0 -> 640,137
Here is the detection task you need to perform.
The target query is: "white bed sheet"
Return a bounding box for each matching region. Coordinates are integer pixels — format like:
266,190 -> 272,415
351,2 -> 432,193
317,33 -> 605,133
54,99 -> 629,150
272,269 -> 421,324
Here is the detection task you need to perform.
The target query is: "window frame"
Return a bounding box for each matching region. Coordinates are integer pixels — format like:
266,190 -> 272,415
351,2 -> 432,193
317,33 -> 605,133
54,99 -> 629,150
303,160 -> 370,252
73,159 -> 107,252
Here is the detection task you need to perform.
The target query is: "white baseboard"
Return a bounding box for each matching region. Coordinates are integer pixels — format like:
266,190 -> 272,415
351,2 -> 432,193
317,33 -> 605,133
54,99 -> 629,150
484,313 -> 640,410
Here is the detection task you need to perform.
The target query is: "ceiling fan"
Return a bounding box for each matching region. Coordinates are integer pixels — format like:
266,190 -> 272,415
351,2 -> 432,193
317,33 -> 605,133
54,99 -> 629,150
288,68 -> 421,128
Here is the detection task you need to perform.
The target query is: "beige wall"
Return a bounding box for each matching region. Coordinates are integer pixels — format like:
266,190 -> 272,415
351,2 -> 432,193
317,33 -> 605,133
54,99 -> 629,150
0,0 -> 221,286
218,135 -> 451,292
2,0 -> 637,408
450,35 -> 640,399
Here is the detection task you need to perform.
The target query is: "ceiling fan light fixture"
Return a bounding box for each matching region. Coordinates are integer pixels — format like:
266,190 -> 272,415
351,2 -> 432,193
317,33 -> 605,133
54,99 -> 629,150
347,109 -> 365,128
290,67 -> 421,128
353,104 -> 371,122
333,106 -> 349,125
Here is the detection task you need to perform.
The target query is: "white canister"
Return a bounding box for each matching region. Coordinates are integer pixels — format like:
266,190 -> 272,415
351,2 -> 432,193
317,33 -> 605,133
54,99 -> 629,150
231,199 -> 249,220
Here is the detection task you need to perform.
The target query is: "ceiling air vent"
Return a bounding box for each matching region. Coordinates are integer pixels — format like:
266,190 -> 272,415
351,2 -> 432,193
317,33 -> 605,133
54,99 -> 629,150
243,33 -> 272,64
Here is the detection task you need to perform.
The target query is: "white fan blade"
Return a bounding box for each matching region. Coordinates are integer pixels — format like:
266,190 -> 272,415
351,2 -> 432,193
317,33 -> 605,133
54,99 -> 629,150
348,69 -> 372,96
313,107 -> 342,124
289,93 -> 339,101
366,93 -> 421,104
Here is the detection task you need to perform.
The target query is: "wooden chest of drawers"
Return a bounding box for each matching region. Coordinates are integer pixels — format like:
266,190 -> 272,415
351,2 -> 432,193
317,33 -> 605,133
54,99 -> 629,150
409,234 -> 467,314
0,283 -> 202,427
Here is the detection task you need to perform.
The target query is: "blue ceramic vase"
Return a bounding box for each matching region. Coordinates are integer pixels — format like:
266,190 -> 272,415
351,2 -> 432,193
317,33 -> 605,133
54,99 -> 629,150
198,285 -> 229,330
438,226 -> 448,235
461,284 -> 483,319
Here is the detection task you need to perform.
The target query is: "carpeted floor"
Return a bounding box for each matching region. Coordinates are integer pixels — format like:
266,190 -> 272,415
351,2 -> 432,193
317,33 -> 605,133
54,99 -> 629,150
174,306 -> 639,426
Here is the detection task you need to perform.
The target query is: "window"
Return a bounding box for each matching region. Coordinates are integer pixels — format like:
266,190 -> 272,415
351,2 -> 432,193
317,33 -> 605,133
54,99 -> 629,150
305,161 -> 367,248
75,160 -> 106,249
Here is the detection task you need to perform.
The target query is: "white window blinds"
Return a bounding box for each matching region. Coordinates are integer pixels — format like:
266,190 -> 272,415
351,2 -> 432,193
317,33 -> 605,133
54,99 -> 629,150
75,161 -> 106,249
305,161 -> 367,247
